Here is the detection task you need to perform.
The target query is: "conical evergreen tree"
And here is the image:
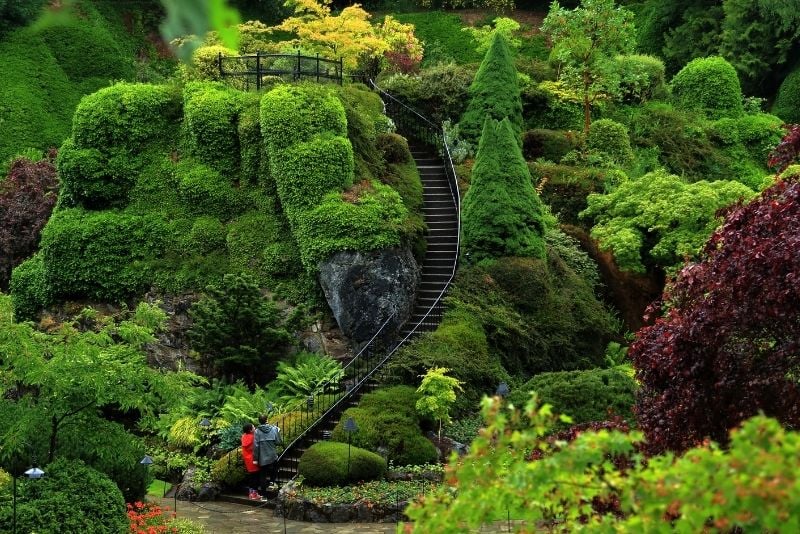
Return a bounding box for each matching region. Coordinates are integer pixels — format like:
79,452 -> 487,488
458,32 -> 523,146
461,118 -> 547,262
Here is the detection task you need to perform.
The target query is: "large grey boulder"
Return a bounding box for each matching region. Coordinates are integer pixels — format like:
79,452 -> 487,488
318,247 -> 419,344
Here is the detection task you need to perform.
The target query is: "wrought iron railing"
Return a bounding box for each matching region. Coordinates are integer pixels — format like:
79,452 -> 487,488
274,81 -> 461,479
218,51 -> 343,89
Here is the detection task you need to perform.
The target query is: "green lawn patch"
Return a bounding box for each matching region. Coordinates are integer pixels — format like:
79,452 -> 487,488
147,479 -> 172,498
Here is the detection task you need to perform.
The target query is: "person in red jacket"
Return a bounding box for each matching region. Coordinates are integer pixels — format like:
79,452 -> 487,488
241,423 -> 261,500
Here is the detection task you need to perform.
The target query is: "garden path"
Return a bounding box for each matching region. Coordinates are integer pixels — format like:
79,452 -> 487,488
157,497 -> 520,533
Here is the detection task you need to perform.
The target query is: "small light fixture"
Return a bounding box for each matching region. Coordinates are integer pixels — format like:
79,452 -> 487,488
344,417 -> 358,434
199,417 -> 211,428
496,382 -> 510,398
24,467 -> 44,480
139,455 -> 154,467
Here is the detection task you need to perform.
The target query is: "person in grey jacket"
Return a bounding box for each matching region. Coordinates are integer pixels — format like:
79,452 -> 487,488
253,413 -> 282,493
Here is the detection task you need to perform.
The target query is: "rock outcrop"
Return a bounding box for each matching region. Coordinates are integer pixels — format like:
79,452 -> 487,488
318,247 -> 420,344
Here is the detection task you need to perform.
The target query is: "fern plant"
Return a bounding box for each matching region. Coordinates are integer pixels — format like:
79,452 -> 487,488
274,352 -> 344,407
217,386 -> 277,425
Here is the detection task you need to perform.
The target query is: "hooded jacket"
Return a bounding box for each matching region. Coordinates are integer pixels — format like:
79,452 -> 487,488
253,423 -> 282,466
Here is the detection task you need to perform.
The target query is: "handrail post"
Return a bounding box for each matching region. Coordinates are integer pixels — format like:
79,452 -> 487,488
256,51 -> 261,91
296,49 -> 301,82
339,57 -> 343,85
218,52 -> 223,77
316,53 -> 320,83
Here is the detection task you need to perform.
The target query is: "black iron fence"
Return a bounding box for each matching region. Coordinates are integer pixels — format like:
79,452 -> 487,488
218,51 -> 343,90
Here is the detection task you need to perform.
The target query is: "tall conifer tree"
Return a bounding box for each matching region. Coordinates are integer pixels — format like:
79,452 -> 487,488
458,32 -> 523,146
461,118 -> 546,262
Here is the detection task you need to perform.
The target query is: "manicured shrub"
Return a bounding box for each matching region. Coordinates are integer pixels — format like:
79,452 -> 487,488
298,441 -> 386,486
587,119 -> 634,165
772,67 -> 800,124
211,448 -> 246,488
337,84 -> 385,181
177,160 -> 244,220
510,367 -> 637,428
377,133 -> 411,164
0,156 -> 58,290
38,208 -> 169,301
710,113 -> 784,161
670,56 -> 744,119
522,129 -> 578,162
273,134 -> 354,212
57,139 -> 134,208
183,82 -> 245,174
184,216 -> 227,255
71,82 -> 181,151
462,118 -> 547,262
459,32 -> 523,145
2,458 -> 127,534
185,45 -> 239,83
260,84 -> 347,152
9,253 -> 50,322
238,95 -> 266,186
523,84 -> 585,131
331,386 -> 436,466
614,54 -> 667,103
293,185 -> 406,270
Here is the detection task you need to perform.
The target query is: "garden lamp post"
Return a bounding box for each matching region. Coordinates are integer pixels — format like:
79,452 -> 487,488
343,417 -> 359,476
139,454 -> 158,496
13,465 -> 45,534
199,417 -> 211,429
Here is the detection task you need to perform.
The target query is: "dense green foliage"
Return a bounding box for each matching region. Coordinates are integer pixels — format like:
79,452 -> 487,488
405,396 -> 800,532
459,33 -> 523,145
210,448 -> 246,488
773,67 -> 800,124
586,119 -> 633,165
298,441 -> 387,486
522,129 -> 579,162
0,0 -> 145,164
581,170 -> 756,273
614,54 -> 667,103
0,458 -> 127,534
509,367 -> 636,427
331,386 -> 437,466
462,118 -> 547,261
391,11 -> 481,66
380,63 -> 475,123
188,273 -> 292,381
670,56 -> 743,119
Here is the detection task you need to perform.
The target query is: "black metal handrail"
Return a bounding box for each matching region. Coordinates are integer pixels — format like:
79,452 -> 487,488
218,51 -> 343,89
274,81 -> 461,479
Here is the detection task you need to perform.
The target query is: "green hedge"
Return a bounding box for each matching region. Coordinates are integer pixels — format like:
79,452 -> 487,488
273,134 -> 354,212
71,82 -> 181,151
238,94 -> 267,186
670,56 -> 743,119
509,367 -> 637,428
330,386 -> 437,466
39,208 -> 169,301
0,458 -> 127,534
377,133 -> 411,164
183,82 -> 245,174
459,33 -> 523,146
294,185 -> 405,270
211,448 -> 246,488
177,160 -> 245,220
337,84 -> 385,181
298,441 -> 386,486
773,67 -> 800,124
587,119 -> 634,165
710,113 -> 784,164
260,84 -> 347,152
379,63 -> 475,123
57,139 -> 134,208
185,216 -> 227,255
9,252 -> 50,322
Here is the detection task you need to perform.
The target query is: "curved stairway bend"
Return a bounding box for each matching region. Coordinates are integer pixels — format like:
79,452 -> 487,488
272,89 -> 460,483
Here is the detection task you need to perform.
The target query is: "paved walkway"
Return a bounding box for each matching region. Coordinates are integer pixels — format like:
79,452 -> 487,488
157,497 -> 521,533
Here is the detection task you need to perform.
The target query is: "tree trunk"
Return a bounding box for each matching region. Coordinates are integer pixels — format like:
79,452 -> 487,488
48,415 -> 59,464
583,76 -> 591,135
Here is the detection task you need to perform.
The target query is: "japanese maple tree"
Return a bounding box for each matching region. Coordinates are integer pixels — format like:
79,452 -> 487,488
0,154 -> 58,290
630,174 -> 800,454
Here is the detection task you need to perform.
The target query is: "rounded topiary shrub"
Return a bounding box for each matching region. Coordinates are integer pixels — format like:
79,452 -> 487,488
56,139 -> 133,209
183,82 -> 245,174
187,45 -> 239,83
0,458 -> 127,534
509,367 -> 637,428
773,67 -> 800,124
394,435 -> 438,466
587,119 -> 634,165
298,441 -> 386,486
177,161 -> 242,220
186,216 -> 227,254
670,56 -> 743,119
211,448 -> 246,488
376,132 -> 411,164
9,253 -> 50,322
